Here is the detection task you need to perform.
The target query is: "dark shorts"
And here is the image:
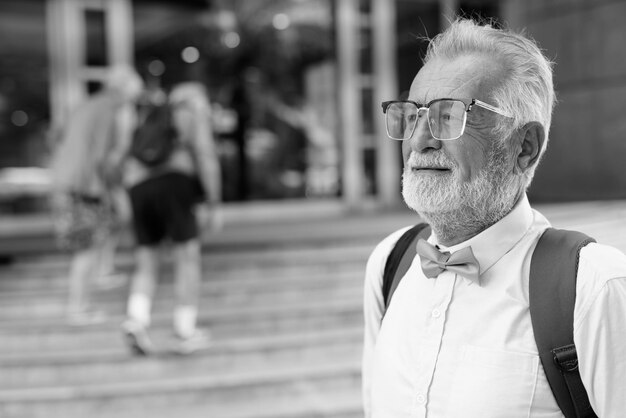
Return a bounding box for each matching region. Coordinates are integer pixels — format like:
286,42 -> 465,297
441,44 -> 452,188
128,172 -> 199,246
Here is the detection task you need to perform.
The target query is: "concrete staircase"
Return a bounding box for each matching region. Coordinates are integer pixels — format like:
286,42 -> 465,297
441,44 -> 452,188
0,236 -> 384,418
2,198 -> 625,418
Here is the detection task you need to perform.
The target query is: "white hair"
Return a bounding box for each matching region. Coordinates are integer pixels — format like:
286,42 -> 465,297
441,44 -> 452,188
424,18 -> 555,186
105,65 -> 143,98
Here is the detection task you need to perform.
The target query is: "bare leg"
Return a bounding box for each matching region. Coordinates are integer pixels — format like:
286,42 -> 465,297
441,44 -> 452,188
172,239 -> 202,339
93,232 -> 128,289
66,244 -> 108,325
122,245 -> 159,355
127,246 -> 159,327
97,188 -> 130,284
97,232 -> 117,276
67,246 -> 99,314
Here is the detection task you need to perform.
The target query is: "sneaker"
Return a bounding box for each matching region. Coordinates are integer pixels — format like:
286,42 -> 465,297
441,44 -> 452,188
174,328 -> 211,355
121,320 -> 154,356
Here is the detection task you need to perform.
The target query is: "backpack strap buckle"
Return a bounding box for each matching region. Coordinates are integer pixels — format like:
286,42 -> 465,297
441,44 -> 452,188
552,344 -> 579,373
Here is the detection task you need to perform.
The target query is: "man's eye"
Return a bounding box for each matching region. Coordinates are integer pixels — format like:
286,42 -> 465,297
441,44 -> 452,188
406,114 -> 417,123
440,113 -> 452,121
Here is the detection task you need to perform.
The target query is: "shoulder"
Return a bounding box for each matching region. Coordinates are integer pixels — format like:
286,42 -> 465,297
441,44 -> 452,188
578,242 -> 626,287
575,242 -> 626,325
365,226 -> 416,286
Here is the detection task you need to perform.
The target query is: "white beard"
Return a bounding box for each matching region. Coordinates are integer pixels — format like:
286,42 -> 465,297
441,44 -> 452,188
402,143 -> 523,240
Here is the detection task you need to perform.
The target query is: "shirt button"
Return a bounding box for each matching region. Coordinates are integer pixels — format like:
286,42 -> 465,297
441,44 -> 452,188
416,394 -> 426,404
431,309 -> 441,318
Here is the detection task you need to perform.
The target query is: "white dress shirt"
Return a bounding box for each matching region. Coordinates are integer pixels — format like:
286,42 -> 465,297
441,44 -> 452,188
362,195 -> 626,418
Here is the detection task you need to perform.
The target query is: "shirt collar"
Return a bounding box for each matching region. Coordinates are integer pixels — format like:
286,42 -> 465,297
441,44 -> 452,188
428,194 -> 534,285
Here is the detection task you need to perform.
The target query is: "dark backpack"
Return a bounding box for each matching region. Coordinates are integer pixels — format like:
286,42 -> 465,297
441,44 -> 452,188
131,103 -> 177,167
382,223 -> 598,418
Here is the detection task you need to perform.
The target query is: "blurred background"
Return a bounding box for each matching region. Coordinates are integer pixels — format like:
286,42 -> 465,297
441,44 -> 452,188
0,1 -> 625,417
1,0 -> 625,218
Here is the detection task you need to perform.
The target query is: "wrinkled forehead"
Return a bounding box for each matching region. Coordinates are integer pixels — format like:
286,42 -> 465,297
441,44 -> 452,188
409,55 -> 504,104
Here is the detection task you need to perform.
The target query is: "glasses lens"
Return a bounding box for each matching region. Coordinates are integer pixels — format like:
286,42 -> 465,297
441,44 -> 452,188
385,102 -> 418,140
428,100 -> 466,140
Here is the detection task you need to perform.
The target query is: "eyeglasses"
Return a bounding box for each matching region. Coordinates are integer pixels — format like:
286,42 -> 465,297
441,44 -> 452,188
381,98 -> 512,141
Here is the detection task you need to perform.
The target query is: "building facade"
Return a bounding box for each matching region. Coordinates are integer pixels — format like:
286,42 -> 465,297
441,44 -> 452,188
1,0 -> 625,216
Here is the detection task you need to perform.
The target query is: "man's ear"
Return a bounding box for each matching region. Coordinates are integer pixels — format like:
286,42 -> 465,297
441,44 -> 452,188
515,121 -> 545,174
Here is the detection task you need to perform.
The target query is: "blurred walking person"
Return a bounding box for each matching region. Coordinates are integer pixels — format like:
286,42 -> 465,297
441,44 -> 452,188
49,66 -> 144,324
122,82 -> 222,355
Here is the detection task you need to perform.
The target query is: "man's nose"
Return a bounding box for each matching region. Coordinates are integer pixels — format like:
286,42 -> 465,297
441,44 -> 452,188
408,113 -> 442,152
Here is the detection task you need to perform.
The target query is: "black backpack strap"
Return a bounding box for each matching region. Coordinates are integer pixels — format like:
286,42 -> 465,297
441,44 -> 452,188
382,223 -> 431,310
529,228 -> 597,418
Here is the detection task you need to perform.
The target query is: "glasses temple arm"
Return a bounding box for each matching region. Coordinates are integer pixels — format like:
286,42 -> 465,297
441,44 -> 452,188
472,99 -> 513,118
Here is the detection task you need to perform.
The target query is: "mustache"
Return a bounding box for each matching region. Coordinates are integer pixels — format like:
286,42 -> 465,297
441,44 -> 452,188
405,152 -> 456,169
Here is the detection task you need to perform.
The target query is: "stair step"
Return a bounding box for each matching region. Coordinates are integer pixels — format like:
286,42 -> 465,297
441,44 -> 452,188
93,392 -> 362,418
0,250 -> 364,287
0,256 -> 369,301
0,359 -> 361,418
95,387 -> 362,418
0,277 -> 362,319
1,326 -> 363,389
0,314 -> 364,362
0,259 -> 365,298
1,243 -> 373,277
0,286 -> 361,326
0,296 -> 362,353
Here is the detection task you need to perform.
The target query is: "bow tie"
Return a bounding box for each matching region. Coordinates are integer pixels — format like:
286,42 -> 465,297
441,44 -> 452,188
415,239 -> 481,283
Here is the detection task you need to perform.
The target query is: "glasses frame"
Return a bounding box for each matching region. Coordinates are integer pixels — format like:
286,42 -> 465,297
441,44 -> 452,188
381,98 -> 513,141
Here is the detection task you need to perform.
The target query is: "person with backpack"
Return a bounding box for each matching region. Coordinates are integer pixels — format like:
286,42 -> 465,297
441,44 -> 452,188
362,18 -> 626,418
121,82 -> 222,355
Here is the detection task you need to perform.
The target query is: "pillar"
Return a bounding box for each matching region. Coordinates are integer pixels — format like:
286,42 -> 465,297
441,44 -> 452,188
46,0 -> 135,131
372,0 -> 401,207
336,0 -> 364,208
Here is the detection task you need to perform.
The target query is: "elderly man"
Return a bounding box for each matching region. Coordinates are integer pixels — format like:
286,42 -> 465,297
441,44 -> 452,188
362,18 -> 626,417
